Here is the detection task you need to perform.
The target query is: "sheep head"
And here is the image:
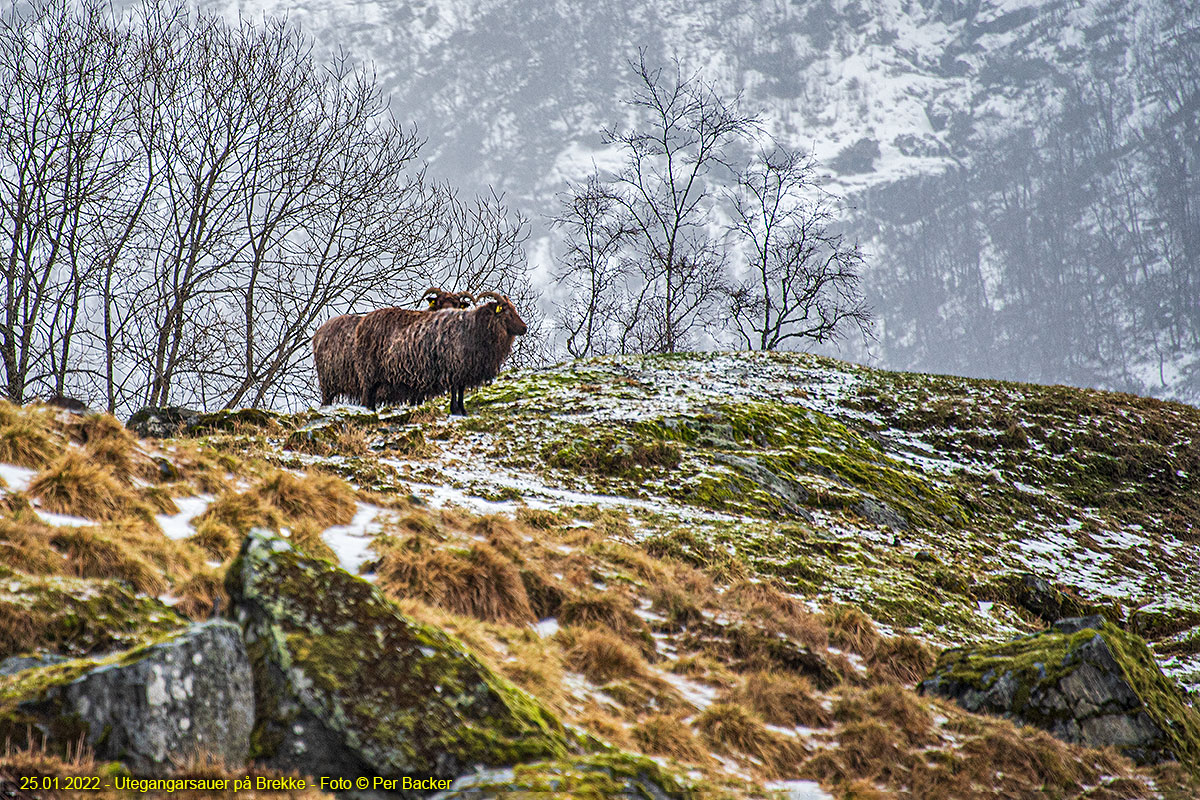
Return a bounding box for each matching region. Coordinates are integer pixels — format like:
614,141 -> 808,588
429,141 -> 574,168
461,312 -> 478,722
422,286 -> 467,311
476,292 -> 527,336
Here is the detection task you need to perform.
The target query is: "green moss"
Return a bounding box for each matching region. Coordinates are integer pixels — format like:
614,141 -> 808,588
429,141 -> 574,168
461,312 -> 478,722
228,530 -> 585,774
928,620 -> 1200,771
438,753 -> 698,799
0,571 -> 185,660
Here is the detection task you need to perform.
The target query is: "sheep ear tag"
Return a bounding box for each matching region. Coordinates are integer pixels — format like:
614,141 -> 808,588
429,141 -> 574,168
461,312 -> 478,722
495,304 -> 503,314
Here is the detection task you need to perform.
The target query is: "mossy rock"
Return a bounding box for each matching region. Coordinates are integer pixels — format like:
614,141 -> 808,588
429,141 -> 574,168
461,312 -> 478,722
189,408 -> 284,434
0,572 -> 186,660
226,528 -> 583,780
431,753 -> 696,799
0,620 -> 253,772
976,573 -> 1121,626
920,616 -> 1200,770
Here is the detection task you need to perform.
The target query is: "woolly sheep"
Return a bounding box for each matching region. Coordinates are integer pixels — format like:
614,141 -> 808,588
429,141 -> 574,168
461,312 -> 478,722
354,291 -> 527,415
311,288 -> 469,406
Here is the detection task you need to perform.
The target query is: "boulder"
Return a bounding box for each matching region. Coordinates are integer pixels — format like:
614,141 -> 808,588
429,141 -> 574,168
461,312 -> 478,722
126,406 -> 201,439
226,528 -> 579,781
919,616 -> 1200,767
0,620 -> 254,773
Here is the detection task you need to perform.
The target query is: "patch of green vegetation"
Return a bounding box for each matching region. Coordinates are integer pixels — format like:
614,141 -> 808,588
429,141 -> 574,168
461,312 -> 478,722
438,752 -> 700,799
0,571 -> 185,661
927,619 -> 1200,771
228,529 -> 586,773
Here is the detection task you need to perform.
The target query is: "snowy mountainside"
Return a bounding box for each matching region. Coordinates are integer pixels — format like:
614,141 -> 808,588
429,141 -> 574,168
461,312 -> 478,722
201,0 -> 1198,397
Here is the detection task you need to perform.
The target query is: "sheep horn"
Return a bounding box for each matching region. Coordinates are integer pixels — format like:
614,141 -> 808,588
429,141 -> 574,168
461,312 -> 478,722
421,286 -> 446,307
475,291 -> 506,306
456,291 -> 476,306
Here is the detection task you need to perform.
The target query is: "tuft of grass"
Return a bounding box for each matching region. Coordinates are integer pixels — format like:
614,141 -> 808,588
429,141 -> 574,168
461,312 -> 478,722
563,627 -> 649,684
28,453 -> 136,521
48,525 -> 167,595
287,521 -> 338,563
0,515 -> 64,574
694,702 -> 806,779
188,517 -> 239,560
558,591 -> 651,652
77,413 -> 156,483
724,670 -> 832,729
374,536 -> 535,624
825,604 -> 881,658
631,714 -> 712,764
253,470 -> 356,529
868,634 -> 935,685
192,491 -> 280,537
173,567 -> 229,621
834,685 -> 933,747
0,401 -> 58,468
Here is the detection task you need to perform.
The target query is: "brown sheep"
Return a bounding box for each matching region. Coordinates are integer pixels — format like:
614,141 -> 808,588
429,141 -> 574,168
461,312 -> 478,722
355,292 -> 527,415
312,288 -> 470,406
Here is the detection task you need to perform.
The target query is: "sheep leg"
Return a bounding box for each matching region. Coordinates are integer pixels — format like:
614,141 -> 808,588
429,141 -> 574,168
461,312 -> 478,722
361,383 -> 377,411
449,385 -> 465,416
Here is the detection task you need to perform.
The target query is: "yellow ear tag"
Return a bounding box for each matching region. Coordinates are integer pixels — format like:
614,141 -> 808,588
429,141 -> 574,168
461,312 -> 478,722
495,304 -> 503,314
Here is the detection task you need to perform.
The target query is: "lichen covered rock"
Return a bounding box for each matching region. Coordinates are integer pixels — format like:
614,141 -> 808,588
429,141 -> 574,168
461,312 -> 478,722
0,570 -> 186,660
0,619 -> 253,772
920,615 -> 1200,767
226,528 -> 578,780
431,753 -> 695,799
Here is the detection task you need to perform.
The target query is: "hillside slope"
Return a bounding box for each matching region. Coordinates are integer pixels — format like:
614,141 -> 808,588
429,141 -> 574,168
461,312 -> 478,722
2,351 -> 1199,797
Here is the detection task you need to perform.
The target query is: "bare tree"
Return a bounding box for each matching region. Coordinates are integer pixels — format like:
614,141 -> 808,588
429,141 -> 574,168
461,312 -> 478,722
552,176 -> 629,358
598,52 -> 756,354
726,148 -> 873,350
0,0 -> 130,403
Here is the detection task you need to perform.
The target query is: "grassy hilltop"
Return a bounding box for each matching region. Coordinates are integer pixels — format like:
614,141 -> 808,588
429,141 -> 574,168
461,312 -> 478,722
1,351 -> 1199,798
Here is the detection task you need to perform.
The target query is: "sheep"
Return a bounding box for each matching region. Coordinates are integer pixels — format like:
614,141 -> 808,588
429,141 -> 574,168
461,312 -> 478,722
312,287 -> 470,406
355,291 -> 527,415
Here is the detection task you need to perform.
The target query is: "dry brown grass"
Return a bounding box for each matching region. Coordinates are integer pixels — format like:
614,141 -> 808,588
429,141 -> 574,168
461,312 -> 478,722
0,401 -> 58,468
575,702 -> 635,750
666,654 -> 736,688
558,590 -> 648,646
48,525 -> 166,594
868,634 -> 935,685
47,518 -> 200,595
725,670 -> 831,729
188,517 -> 239,560
695,702 -> 806,779
138,485 -> 181,515
77,413 -> 157,483
192,491 -> 280,537
834,685 -> 934,747
28,453 -> 136,521
174,566 -> 229,621
631,714 -> 713,764
0,514 -> 63,574
496,631 -> 566,708
288,520 -> 338,562
253,470 -> 356,528
825,604 -> 881,657
804,719 -> 909,786
515,505 -> 564,530
563,626 -> 649,684
375,536 -> 535,624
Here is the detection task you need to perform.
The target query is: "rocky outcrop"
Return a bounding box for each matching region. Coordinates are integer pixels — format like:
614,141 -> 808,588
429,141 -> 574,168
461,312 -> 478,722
919,616 -> 1200,767
126,406 -> 202,439
226,528 -> 581,781
0,620 -> 254,772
